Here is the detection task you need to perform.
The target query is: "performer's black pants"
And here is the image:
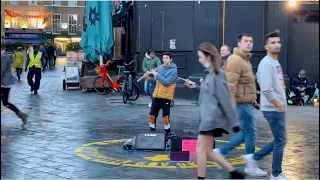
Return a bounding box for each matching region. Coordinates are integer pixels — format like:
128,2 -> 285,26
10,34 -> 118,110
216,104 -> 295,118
149,98 -> 171,132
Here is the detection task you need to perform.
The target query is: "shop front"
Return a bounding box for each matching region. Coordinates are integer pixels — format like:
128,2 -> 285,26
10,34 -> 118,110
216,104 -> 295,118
4,32 -> 44,44
53,36 -> 81,53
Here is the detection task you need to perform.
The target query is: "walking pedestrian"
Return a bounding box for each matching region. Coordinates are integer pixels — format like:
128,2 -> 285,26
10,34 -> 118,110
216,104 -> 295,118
213,33 -> 267,176
1,41 -> 28,128
39,45 -> 47,69
184,42 -> 244,179
142,49 -> 162,108
53,46 -> 57,69
245,31 -> 288,180
25,45 -> 45,95
46,45 -> 55,70
12,46 -> 25,81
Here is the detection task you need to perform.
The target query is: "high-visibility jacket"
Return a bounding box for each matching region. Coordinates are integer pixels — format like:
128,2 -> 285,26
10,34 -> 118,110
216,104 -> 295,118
28,51 -> 42,68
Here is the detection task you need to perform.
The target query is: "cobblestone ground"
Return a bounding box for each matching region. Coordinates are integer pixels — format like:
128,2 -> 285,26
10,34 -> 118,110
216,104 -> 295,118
1,57 -> 319,179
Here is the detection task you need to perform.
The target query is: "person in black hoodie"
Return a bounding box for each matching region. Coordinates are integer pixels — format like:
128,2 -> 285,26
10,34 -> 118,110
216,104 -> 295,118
290,69 -> 316,104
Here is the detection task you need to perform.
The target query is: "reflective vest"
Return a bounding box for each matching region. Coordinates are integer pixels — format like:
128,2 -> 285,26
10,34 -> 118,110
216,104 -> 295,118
28,51 -> 42,68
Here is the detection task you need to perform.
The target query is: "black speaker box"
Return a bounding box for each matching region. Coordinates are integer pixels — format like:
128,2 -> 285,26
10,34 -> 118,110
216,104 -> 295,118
135,132 -> 166,150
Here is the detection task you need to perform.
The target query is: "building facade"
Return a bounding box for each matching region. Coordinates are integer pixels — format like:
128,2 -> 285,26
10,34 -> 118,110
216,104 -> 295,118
3,0 -> 85,52
132,1 -> 319,87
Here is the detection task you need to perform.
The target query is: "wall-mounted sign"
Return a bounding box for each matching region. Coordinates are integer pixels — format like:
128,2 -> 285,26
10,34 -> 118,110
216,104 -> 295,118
170,39 -> 176,50
5,32 -> 42,40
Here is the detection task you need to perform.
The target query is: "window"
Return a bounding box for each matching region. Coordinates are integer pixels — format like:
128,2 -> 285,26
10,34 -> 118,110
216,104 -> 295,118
11,18 -> 18,28
28,0 -> 38,5
52,14 -> 61,34
293,10 -> 319,23
52,0 -> 61,6
68,14 -> 77,35
68,0 -> 77,6
29,18 -> 38,29
10,0 -> 19,5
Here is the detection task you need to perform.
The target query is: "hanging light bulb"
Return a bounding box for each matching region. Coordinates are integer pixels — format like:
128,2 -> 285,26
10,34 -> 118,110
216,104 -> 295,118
289,0 -> 296,7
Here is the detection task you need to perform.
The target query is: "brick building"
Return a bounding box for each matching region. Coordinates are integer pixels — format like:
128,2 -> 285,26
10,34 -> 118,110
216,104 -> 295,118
3,0 -> 85,52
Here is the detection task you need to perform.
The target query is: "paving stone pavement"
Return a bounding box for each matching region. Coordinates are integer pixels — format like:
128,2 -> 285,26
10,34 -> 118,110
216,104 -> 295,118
1,57 -> 319,179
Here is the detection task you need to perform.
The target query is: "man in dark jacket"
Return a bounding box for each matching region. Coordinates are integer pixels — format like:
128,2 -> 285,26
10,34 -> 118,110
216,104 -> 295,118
46,46 -> 56,70
1,41 -> 28,128
290,69 -> 315,104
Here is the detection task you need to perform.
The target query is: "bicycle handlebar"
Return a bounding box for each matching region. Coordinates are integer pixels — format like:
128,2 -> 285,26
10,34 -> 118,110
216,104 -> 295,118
124,60 -> 136,66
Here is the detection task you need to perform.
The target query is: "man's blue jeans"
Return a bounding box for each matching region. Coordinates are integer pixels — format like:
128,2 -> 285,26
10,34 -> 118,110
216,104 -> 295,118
144,80 -> 155,102
220,103 -> 257,155
48,56 -> 54,69
253,111 -> 287,177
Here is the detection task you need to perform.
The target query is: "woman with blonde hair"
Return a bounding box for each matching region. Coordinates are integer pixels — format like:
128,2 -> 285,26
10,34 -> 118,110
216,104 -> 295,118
184,42 -> 244,179
12,46 -> 25,81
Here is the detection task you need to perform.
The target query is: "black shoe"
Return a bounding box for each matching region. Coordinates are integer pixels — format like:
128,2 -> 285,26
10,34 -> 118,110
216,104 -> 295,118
34,90 -> 38,95
150,128 -> 156,131
30,87 -> 34,92
230,169 -> 245,179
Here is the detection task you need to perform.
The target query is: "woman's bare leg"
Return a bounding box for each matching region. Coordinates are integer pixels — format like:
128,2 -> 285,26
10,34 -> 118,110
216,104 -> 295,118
206,137 -> 236,172
197,135 -> 209,178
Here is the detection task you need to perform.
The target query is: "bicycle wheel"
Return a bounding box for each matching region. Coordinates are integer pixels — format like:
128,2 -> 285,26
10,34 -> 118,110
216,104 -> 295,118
128,82 -> 140,101
93,76 -> 111,95
123,92 -> 129,104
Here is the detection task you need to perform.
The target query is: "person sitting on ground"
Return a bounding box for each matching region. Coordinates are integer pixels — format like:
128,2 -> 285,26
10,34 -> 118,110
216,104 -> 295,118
290,69 -> 316,104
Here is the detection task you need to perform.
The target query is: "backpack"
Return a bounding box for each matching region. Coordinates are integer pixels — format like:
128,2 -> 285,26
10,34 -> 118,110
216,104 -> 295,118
285,86 -> 304,106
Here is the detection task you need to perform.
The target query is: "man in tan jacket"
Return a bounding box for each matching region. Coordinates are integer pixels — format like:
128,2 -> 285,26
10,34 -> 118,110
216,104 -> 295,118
213,33 -> 267,177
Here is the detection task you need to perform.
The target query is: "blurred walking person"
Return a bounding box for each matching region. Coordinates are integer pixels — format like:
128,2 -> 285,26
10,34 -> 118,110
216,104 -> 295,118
1,41 -> 28,128
184,42 -> 244,179
12,46 -> 25,81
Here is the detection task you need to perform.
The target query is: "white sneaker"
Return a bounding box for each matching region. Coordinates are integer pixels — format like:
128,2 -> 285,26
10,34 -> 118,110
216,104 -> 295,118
271,173 -> 289,180
148,102 -> 152,108
244,167 -> 268,177
213,148 -> 223,169
243,154 -> 267,176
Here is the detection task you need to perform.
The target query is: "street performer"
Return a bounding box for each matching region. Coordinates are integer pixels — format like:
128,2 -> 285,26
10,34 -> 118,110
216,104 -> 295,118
183,42 -> 244,179
144,52 -> 177,135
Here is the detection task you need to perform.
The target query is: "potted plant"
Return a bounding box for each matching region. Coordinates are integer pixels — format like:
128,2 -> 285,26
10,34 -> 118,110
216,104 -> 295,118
66,42 -> 82,60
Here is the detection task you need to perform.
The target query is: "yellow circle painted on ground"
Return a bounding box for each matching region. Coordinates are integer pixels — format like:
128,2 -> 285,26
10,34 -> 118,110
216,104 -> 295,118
75,138 -> 261,169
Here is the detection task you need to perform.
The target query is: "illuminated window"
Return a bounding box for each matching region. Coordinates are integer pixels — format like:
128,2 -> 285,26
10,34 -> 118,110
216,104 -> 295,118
52,14 -> 61,34
29,18 -> 38,29
11,18 -> 18,28
68,14 -> 77,35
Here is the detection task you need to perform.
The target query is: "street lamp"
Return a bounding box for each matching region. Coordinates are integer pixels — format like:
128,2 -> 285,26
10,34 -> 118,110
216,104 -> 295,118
60,23 -> 68,30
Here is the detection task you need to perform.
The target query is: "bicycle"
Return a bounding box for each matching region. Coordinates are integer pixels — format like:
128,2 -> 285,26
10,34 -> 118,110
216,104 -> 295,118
118,60 -> 140,104
93,60 -> 122,95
